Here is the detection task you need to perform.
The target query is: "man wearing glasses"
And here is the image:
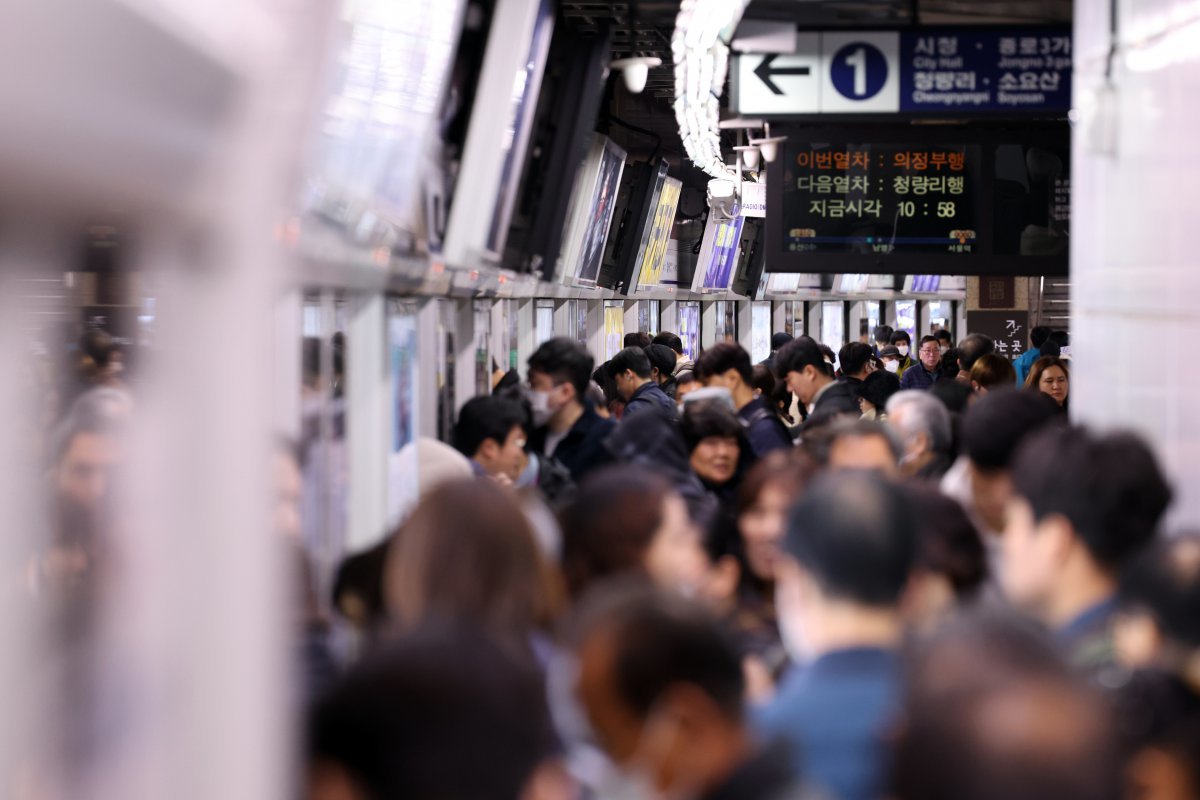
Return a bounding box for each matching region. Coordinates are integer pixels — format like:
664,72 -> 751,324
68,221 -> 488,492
899,336 -> 943,391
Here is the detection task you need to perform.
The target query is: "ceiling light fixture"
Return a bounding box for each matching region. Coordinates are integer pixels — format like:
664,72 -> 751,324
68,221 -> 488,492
610,56 -> 663,94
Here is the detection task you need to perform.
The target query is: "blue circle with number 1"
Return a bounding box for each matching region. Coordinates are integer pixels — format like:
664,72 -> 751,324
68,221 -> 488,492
830,42 -> 888,100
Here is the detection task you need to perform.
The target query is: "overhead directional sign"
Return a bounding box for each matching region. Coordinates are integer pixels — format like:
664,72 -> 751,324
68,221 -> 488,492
820,31 -> 899,112
732,28 -> 1071,116
754,54 -> 812,95
734,33 -> 820,114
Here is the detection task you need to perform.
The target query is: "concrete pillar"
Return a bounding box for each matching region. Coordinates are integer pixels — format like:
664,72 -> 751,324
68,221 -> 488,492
1073,1 -> 1200,526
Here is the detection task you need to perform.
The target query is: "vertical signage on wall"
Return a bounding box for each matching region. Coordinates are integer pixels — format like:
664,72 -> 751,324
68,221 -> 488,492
967,310 -> 1029,360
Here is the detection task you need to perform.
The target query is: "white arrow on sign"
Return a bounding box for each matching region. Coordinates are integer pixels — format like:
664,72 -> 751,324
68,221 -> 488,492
733,32 -> 820,115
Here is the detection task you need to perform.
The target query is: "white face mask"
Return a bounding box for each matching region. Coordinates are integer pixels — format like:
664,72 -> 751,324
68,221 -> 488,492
775,574 -> 813,667
528,389 -> 554,427
591,759 -> 659,800
588,704 -> 687,800
884,360 -> 900,374
897,345 -> 910,357
939,345 -> 949,356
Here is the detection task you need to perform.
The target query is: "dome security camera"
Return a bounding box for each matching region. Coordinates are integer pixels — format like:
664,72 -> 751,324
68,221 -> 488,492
707,178 -> 740,220
610,57 -> 664,94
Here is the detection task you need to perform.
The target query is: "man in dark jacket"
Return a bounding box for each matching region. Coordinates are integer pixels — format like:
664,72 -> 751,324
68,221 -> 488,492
761,332 -> 794,372
837,342 -> 874,392
572,585 -> 804,800
610,346 -> 675,419
695,342 -> 792,458
645,343 -> 681,400
899,336 -> 941,391
526,338 -> 615,483
775,337 -> 860,429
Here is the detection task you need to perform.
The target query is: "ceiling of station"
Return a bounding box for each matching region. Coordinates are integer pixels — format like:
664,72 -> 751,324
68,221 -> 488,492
559,0 -> 1073,171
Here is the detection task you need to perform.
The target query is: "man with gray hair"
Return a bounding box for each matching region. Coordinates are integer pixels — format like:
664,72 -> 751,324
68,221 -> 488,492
885,390 -> 953,480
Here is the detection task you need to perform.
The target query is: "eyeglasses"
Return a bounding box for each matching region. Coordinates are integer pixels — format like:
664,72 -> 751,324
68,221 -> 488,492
919,347 -> 940,355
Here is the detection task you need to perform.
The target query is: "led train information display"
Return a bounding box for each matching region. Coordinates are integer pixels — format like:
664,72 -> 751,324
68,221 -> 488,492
781,143 -> 983,255
766,126 -> 1070,276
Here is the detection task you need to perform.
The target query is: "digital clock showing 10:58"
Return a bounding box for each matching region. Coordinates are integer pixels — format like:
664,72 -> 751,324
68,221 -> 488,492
780,143 -> 982,255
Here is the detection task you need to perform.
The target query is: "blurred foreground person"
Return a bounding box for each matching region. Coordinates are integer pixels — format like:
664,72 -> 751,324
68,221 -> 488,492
731,451 -> 818,667
901,485 -> 988,631
1113,537 -> 1200,769
559,468 -> 706,600
757,471 -> 916,800
892,613 -> 1120,800
334,438 -> 473,633
1116,536 -> 1200,700
1004,426 -> 1173,680
824,419 -> 901,476
384,479 -> 562,664
940,389 -> 1058,544
885,391 -> 953,481
50,388 -> 128,513
571,584 -> 804,800
308,625 -> 568,800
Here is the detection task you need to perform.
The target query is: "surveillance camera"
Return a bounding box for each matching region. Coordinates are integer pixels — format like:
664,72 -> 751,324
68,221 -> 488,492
610,57 -> 663,94
707,178 -> 740,220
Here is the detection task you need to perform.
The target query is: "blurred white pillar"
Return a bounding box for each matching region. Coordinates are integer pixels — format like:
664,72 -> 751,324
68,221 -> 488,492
1072,1 -> 1200,527
0,228 -> 66,799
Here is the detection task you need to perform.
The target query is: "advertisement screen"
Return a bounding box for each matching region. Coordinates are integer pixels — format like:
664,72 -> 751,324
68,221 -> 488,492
691,216 -> 746,292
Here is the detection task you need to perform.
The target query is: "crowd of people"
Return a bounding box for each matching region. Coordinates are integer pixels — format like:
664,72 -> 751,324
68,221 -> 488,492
24,322 -> 1197,800
311,323 -> 1199,800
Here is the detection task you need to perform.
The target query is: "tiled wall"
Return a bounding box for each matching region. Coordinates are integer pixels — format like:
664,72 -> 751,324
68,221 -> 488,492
1072,0 -> 1200,526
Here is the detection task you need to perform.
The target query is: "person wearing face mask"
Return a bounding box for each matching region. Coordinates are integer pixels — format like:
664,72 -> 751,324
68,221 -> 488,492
756,471 -> 917,800
527,338 -> 616,484
775,337 -> 860,430
899,336 -> 942,391
571,583 -> 804,800
876,345 -> 903,376
933,329 -> 953,357
888,331 -> 914,376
